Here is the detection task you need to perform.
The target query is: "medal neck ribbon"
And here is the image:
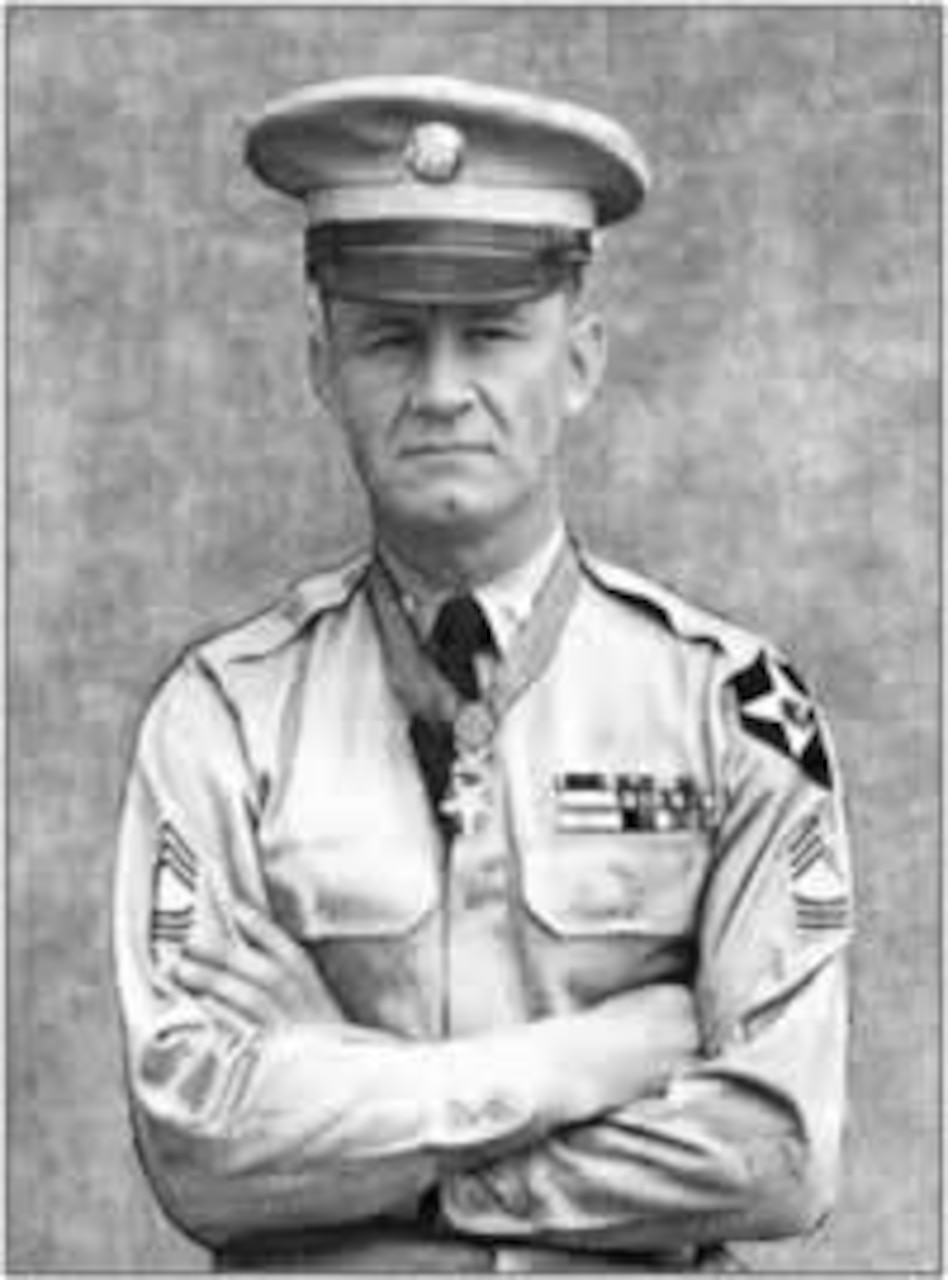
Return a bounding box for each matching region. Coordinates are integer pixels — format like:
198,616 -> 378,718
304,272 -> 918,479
367,538 -> 582,733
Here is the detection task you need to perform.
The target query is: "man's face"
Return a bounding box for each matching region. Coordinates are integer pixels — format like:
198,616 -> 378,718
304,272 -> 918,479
312,289 -> 605,556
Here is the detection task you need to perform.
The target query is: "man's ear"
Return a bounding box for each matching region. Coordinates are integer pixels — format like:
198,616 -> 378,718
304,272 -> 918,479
564,310 -> 607,419
305,285 -> 335,413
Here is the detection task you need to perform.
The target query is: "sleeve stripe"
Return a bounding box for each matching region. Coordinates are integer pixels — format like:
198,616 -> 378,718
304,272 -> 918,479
151,907 -> 195,924
157,821 -> 199,889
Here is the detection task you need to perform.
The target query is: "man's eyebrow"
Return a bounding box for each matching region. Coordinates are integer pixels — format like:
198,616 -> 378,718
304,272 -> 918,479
463,303 -> 528,323
335,301 -> 532,331
342,307 -> 420,332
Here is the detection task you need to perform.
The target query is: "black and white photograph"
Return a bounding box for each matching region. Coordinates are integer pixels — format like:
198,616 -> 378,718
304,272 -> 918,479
7,5 -> 940,1273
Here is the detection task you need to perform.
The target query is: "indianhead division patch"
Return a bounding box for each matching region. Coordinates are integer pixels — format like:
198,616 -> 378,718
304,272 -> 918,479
732,650 -> 833,790
150,820 -> 199,965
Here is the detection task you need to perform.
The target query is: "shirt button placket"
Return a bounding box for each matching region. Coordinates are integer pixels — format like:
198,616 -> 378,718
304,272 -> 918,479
443,774 -> 512,1035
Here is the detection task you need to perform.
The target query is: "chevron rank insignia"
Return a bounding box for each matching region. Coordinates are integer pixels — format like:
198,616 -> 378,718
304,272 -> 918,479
150,821 -> 198,964
783,811 -> 850,936
733,651 -> 833,789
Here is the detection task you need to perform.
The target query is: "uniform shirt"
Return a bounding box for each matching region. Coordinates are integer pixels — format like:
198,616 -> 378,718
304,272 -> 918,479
113,542 -> 852,1255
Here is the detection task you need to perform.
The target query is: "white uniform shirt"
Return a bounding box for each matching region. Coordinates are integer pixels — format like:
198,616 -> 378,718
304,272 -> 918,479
113,543 -> 852,1254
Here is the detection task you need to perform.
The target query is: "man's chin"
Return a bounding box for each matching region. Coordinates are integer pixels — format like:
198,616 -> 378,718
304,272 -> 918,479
384,492 -> 500,540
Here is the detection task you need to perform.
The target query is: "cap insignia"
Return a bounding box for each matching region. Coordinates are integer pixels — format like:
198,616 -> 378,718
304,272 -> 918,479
404,121 -> 465,184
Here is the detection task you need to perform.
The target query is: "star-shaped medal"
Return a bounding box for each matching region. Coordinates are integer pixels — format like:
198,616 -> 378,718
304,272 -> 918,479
441,766 -> 491,838
732,651 -> 833,789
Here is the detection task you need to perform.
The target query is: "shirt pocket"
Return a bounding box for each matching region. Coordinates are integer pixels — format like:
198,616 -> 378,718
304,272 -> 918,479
264,835 -> 439,941
521,832 -> 708,938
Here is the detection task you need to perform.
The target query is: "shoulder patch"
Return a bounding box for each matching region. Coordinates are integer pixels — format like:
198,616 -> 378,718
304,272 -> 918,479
732,650 -> 833,790
580,551 -> 835,788
580,551 -> 760,660
198,552 -> 371,667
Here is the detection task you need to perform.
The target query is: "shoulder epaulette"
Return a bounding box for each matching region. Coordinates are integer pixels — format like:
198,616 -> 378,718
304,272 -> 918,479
197,552 -> 371,667
580,551 -> 763,669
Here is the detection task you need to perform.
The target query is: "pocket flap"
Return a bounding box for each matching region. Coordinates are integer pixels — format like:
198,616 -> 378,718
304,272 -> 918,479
266,837 -> 439,939
522,833 -> 707,938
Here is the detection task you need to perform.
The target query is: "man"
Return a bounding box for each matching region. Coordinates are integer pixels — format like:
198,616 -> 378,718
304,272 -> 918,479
113,77 -> 852,1272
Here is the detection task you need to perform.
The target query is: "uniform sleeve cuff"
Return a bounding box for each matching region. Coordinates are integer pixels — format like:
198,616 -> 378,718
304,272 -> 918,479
421,1040 -> 544,1155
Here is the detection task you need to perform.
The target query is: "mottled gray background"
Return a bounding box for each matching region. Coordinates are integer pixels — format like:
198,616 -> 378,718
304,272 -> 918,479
8,6 -> 939,1272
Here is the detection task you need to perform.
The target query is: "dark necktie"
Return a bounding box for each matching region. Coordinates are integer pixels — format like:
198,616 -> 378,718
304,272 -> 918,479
428,594 -> 495,700
410,595 -> 495,814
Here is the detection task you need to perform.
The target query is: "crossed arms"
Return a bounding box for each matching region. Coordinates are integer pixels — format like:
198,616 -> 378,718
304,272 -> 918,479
115,656 -> 849,1252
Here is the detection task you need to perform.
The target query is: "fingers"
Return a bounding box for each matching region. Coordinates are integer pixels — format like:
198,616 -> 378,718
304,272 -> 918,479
233,901 -> 310,967
175,950 -> 277,1026
174,924 -> 299,1027
184,936 -> 279,993
233,901 -> 346,1015
174,901 -> 348,1027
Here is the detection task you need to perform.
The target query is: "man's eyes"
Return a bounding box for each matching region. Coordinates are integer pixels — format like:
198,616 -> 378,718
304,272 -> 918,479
358,328 -> 418,352
467,323 -> 522,343
355,320 -> 524,354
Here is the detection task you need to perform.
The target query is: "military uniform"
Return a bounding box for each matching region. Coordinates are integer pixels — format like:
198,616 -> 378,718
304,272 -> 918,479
113,76 -> 852,1271
114,537 -> 851,1269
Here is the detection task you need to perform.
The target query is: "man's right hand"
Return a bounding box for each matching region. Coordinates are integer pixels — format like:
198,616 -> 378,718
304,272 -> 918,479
173,902 -> 356,1033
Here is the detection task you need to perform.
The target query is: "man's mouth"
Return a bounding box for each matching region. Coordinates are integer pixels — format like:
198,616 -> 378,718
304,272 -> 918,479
400,441 -> 493,458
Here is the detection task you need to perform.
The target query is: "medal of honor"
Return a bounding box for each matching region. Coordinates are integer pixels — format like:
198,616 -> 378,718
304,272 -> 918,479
441,702 -> 496,837
441,755 -> 492,837
454,700 -> 495,754
366,544 -> 583,842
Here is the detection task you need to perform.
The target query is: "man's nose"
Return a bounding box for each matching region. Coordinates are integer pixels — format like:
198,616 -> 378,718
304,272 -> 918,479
411,328 -> 474,420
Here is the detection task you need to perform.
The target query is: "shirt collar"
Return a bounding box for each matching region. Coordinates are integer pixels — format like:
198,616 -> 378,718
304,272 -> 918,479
475,526 -> 567,654
380,524 -> 568,656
